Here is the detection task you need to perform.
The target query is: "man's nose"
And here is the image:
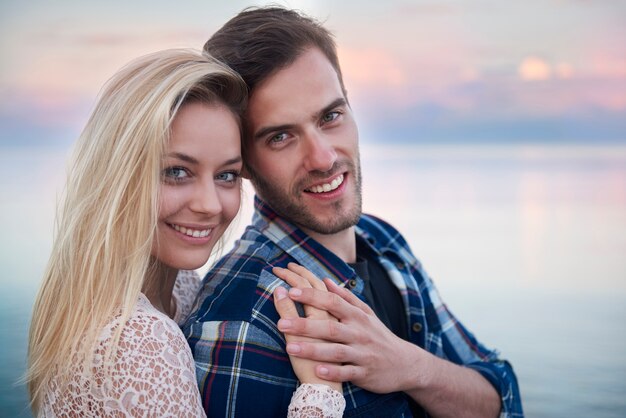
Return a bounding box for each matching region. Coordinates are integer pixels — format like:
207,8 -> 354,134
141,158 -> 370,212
303,131 -> 337,173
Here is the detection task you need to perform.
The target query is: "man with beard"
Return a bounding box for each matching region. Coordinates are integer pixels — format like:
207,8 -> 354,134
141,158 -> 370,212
183,6 -> 523,418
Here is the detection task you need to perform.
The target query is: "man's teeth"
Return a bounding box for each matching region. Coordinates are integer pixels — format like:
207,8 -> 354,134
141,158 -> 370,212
307,174 -> 344,194
171,224 -> 211,238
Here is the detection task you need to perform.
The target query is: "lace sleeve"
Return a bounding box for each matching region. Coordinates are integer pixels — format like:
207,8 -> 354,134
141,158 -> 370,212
287,383 -> 346,418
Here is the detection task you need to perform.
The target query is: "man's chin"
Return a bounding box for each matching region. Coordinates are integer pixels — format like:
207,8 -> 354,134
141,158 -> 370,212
296,210 -> 362,235
252,182 -> 361,234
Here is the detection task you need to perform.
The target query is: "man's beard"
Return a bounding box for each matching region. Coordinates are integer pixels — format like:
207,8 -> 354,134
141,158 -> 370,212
247,159 -> 362,235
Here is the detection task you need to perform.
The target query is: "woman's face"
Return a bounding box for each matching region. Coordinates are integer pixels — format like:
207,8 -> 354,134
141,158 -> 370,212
152,102 -> 242,271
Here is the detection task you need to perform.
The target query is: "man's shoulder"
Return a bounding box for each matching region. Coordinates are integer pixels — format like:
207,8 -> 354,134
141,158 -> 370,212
358,213 -> 408,246
358,213 -> 423,271
187,229 -> 284,324
359,213 -> 400,232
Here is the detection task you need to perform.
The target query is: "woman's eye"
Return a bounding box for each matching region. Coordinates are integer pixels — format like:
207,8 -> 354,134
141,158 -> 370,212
162,167 -> 189,182
216,171 -> 239,183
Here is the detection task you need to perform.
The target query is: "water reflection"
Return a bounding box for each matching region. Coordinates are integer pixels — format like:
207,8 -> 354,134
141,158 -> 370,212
361,143 -> 626,293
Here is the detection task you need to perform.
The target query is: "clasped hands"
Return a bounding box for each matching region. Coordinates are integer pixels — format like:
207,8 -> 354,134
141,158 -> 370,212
272,262 -> 418,394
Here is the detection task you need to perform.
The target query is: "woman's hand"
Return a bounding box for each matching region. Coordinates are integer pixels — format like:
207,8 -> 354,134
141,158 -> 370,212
272,263 -> 342,394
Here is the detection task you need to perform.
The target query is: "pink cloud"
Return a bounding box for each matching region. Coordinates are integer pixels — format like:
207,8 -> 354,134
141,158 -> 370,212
338,40 -> 482,111
518,56 -> 552,81
338,47 -> 408,88
1,86 -> 90,128
339,42 -> 625,117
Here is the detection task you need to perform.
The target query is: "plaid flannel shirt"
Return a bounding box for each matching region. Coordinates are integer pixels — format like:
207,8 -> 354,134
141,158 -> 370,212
183,196 -> 523,417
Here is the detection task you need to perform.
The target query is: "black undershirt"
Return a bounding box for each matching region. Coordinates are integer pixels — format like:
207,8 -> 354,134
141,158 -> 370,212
348,237 -> 408,340
348,236 -> 425,417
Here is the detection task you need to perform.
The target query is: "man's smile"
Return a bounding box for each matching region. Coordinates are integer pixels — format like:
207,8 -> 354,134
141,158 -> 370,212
305,173 -> 345,194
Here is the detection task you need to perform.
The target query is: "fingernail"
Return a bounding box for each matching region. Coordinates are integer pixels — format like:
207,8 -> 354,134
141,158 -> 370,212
289,288 -> 302,297
275,287 -> 287,300
318,366 -> 329,376
286,343 -> 301,353
277,319 -> 292,329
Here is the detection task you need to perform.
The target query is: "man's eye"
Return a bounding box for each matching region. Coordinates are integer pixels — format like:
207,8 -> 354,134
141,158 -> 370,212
322,111 -> 340,123
163,167 -> 189,181
269,132 -> 288,143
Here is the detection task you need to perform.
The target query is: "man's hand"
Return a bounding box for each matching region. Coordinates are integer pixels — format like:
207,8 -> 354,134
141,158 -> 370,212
276,275 -> 422,393
276,273 -> 502,418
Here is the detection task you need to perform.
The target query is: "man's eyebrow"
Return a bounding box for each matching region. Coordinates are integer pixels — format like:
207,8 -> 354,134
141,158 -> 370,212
166,152 -> 199,164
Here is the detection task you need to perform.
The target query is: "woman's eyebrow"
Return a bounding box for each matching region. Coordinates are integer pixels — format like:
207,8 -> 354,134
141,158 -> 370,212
166,152 -> 199,164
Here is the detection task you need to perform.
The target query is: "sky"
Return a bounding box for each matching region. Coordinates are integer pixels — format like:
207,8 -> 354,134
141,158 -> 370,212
0,0 -> 625,147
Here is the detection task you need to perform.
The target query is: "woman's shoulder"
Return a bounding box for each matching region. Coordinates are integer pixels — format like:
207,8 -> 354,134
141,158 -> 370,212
110,297 -> 197,385
121,294 -> 191,349
101,297 -> 204,414
42,296 -> 204,416
84,296 -> 194,376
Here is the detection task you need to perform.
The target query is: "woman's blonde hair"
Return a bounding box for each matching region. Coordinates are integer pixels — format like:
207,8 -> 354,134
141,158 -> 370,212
26,48 -> 247,412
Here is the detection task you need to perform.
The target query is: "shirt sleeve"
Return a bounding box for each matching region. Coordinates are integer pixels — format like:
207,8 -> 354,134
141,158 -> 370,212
423,275 -> 524,417
441,315 -> 523,417
189,319 -> 318,417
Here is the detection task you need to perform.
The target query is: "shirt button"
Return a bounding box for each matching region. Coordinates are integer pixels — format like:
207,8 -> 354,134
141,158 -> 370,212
348,279 -> 358,289
412,322 -> 423,333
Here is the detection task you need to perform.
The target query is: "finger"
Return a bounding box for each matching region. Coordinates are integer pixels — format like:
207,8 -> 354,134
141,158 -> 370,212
324,278 -> 375,315
285,340 -> 355,364
287,287 -> 368,321
286,263 -> 328,291
272,266 -> 313,289
274,271 -> 332,320
316,364 -> 367,385
277,317 -> 354,344
279,332 -> 341,388
273,286 -> 300,320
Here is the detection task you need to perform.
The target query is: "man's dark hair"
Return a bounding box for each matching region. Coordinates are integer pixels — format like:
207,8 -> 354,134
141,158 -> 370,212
204,6 -> 345,94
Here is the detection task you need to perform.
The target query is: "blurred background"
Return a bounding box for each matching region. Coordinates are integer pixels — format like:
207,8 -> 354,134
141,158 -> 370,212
1,1 -> 625,416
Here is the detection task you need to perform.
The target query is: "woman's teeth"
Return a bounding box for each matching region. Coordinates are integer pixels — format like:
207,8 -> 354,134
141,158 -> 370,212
307,174 -> 344,194
171,224 -> 211,238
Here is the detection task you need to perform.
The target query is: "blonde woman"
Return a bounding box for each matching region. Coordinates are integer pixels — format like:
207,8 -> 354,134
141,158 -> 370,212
26,49 -> 344,417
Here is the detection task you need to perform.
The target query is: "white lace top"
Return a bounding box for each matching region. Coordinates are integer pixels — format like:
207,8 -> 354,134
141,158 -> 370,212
40,270 -> 345,417
288,383 -> 346,418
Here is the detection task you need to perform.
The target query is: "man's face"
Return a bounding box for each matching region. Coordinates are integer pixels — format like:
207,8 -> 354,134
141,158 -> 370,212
245,47 -> 362,235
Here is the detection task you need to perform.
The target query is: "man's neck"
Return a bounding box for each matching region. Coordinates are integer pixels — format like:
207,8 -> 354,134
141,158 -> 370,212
301,226 -> 357,263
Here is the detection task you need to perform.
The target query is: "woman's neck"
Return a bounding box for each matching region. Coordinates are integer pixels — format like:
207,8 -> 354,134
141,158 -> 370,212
143,260 -> 179,318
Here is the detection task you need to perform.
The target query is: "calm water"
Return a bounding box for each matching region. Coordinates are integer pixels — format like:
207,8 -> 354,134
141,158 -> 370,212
1,143 -> 625,417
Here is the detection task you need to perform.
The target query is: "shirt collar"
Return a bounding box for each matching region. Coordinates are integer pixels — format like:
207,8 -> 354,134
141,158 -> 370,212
252,196 -> 358,285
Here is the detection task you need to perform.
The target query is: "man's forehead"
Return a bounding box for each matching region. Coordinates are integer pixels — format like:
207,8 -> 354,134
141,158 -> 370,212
245,48 -> 344,128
